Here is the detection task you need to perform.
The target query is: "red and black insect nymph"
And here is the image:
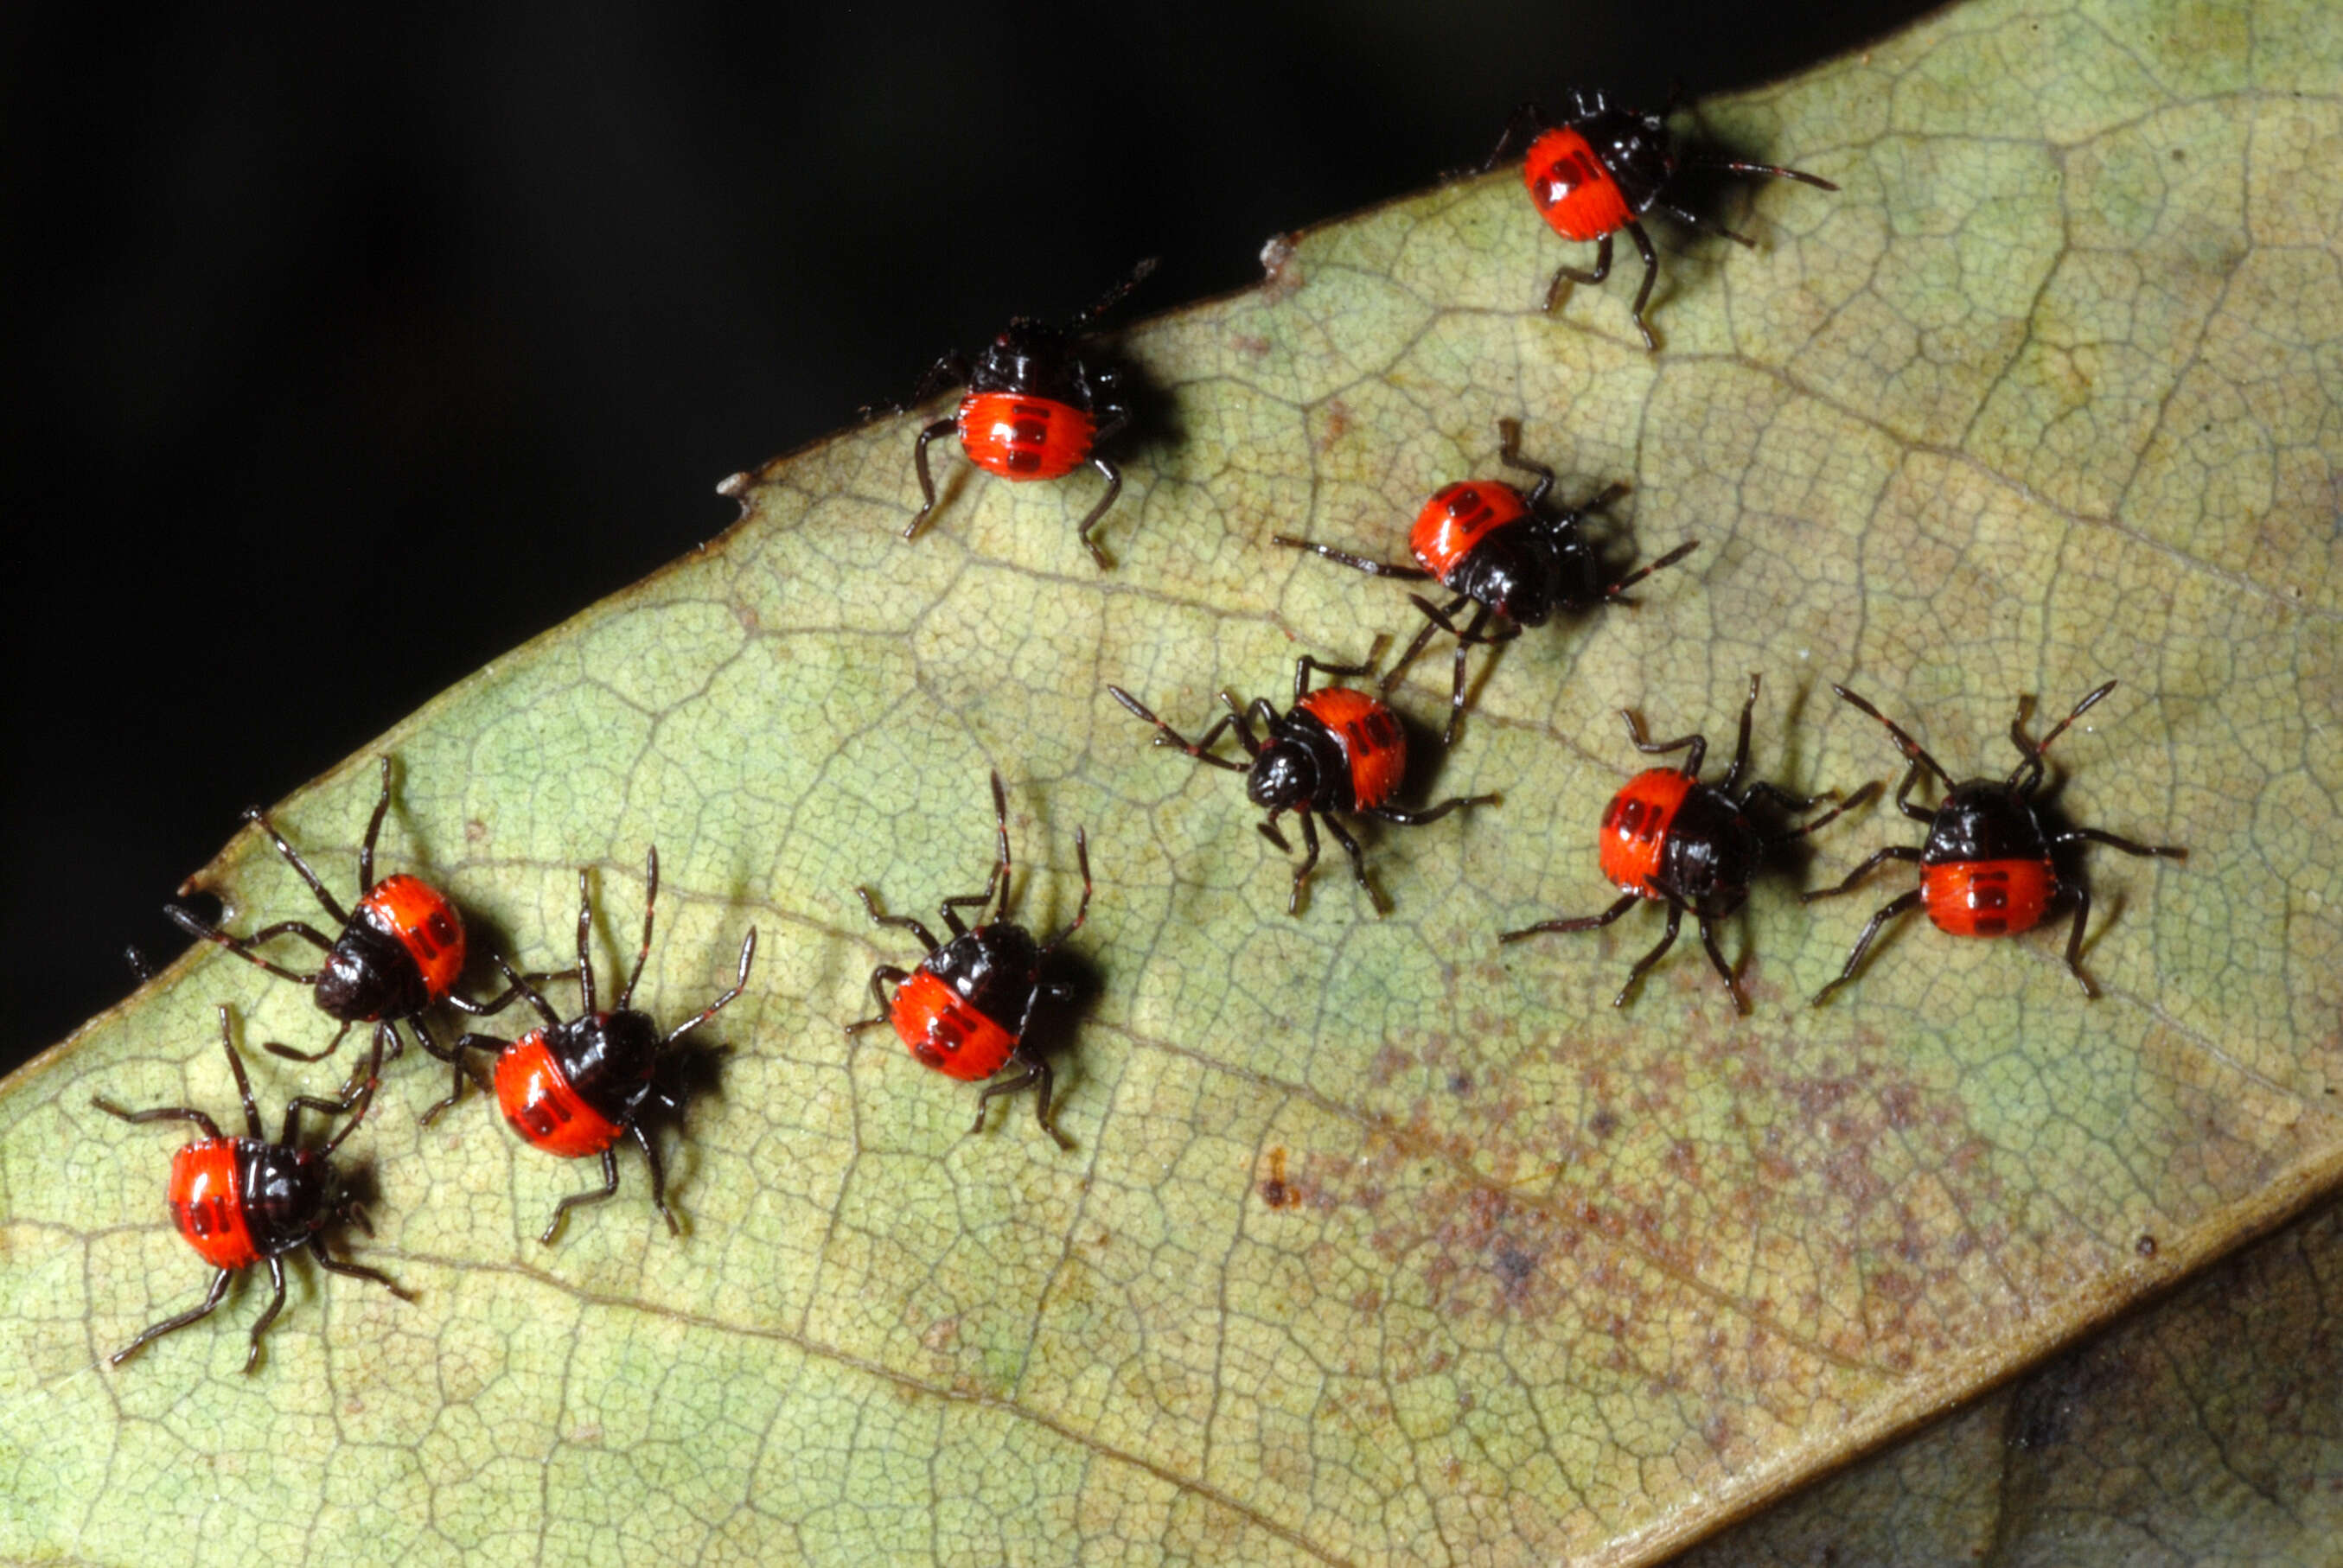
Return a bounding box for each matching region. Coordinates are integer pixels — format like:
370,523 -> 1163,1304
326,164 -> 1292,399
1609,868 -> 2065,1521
1109,647 -> 1498,915
1273,417 -> 1696,743
1805,681 -> 2187,1003
93,1008 -> 408,1371
450,849 -> 756,1244
1500,674 -> 1873,1011
163,756 -> 563,1106
900,258 -> 1155,570
1484,88 -> 1837,350
847,773 -> 1090,1147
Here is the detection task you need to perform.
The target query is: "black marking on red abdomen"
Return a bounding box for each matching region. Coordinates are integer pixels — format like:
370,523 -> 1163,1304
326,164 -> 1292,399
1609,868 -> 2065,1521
519,1095 -> 576,1142
1001,404 -> 1056,473
175,1195 -> 237,1241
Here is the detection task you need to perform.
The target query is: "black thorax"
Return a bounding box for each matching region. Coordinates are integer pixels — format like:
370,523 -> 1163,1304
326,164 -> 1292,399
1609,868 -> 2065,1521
926,923 -> 1043,1030
1569,108 -> 1676,213
967,325 -> 1095,408
1657,786 -> 1765,917
1922,781 -> 2053,865
237,1141 -> 332,1255
546,1010 -> 664,1125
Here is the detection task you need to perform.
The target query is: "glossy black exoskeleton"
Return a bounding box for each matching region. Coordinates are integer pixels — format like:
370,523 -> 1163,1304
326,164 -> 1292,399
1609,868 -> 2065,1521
1641,782 -> 1768,922
1524,97 -> 1685,223
310,915 -> 428,1020
1921,780 -> 2058,865
231,1138 -> 337,1254
919,919 -> 1044,1036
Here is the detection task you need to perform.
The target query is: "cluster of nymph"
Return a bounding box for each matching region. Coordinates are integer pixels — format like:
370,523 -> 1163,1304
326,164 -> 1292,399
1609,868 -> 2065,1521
99,751 -> 1095,1372
94,756 -> 757,1369
98,91 -> 2184,1374
895,89 -> 2182,1008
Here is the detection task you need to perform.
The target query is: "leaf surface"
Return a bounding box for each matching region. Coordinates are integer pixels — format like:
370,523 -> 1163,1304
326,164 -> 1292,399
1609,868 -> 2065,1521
1678,1194 -> 2343,1566
4,0 -> 2340,1561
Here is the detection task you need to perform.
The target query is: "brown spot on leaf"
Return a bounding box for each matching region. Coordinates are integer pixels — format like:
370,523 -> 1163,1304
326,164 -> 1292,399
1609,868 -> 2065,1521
1663,1138 -> 1703,1185
1259,1147 -> 1300,1209
1492,1237 -> 1539,1297
1357,1181 -> 1567,1321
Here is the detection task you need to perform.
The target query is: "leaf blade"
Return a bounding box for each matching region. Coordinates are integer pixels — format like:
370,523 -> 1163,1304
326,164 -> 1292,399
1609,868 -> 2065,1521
7,0 -> 2343,1561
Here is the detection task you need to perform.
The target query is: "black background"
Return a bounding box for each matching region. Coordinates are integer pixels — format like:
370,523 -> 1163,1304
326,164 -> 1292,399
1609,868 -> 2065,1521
3,1 -> 1940,1072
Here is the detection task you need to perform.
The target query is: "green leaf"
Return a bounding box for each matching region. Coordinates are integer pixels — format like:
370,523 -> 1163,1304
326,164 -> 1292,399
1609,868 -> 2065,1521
5,0 -> 2340,1561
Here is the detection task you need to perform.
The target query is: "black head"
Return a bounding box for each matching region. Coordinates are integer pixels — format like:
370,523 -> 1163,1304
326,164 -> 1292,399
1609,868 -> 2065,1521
1248,738 -> 1319,813
1567,105 -> 1676,212
312,919 -> 429,1023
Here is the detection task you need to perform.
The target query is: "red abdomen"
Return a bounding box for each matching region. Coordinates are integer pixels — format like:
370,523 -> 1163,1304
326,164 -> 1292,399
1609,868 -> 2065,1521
1599,769 -> 1696,898
1523,127 -> 1633,243
1921,858 -> 2056,938
1409,481 -> 1530,585
891,969 -> 1017,1082
495,1031 -> 623,1158
357,873 -> 467,1004
956,392 -> 1095,482
167,1139 -> 259,1271
1294,686 -> 1409,811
